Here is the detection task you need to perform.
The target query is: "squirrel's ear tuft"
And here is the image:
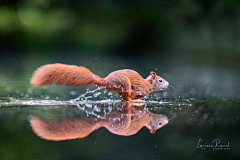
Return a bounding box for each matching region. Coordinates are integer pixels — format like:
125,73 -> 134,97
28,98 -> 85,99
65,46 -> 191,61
150,71 -> 156,79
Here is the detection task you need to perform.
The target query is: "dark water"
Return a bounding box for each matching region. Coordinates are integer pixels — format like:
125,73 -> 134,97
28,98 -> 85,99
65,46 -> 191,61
0,52 -> 240,160
0,95 -> 239,160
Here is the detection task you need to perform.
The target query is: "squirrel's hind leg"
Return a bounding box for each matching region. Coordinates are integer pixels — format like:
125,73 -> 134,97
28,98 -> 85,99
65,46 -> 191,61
104,74 -> 133,101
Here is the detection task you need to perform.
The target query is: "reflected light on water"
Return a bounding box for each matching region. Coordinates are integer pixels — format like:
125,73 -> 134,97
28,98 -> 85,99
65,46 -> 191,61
29,103 -> 168,141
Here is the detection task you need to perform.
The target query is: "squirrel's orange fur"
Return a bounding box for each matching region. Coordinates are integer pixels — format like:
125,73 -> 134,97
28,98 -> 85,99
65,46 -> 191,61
30,103 -> 169,141
31,63 -> 169,101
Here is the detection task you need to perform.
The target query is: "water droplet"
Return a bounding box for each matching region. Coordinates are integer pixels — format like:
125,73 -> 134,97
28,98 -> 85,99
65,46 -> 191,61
70,90 -> 77,96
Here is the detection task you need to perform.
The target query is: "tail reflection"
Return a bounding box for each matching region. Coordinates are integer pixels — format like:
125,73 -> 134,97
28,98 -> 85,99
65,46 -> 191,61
30,103 -> 168,141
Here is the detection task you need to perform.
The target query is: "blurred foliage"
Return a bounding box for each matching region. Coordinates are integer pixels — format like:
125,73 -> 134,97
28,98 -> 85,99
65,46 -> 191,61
0,0 -> 240,99
0,0 -> 240,54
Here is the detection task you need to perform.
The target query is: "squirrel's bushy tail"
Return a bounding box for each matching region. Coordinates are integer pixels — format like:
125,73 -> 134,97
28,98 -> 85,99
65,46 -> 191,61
31,63 -> 104,87
30,116 -> 103,140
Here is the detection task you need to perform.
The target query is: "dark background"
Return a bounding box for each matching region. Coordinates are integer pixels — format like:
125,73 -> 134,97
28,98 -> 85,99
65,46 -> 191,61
0,1 -> 240,160
0,0 -> 240,99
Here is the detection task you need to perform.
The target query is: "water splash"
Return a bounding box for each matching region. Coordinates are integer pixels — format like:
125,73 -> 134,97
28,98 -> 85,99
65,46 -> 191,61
73,87 -> 102,101
0,87 -> 195,111
71,87 -> 119,102
2,96 -> 236,128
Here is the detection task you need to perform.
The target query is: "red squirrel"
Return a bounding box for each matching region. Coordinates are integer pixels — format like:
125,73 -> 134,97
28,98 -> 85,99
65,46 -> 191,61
31,63 -> 169,101
30,103 -> 169,141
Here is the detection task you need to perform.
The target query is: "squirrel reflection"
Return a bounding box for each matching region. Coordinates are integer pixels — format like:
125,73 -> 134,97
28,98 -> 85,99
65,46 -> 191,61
30,103 -> 168,141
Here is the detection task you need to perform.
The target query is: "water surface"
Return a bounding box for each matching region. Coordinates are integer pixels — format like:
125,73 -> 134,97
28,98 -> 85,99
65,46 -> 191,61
0,96 -> 239,160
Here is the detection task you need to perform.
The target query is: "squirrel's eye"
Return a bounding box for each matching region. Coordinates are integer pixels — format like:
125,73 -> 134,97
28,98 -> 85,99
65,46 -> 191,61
159,123 -> 162,125
159,79 -> 162,82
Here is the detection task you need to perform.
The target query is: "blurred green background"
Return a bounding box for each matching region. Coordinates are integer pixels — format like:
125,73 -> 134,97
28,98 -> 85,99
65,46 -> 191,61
0,1 -> 240,160
0,0 -> 240,99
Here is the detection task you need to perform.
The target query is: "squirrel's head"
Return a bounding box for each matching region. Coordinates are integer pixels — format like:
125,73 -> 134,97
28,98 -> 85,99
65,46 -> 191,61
147,71 -> 169,91
148,114 -> 169,134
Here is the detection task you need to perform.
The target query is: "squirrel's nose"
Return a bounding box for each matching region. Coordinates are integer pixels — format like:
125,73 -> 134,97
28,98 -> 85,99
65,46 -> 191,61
164,118 -> 169,124
165,82 -> 169,87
